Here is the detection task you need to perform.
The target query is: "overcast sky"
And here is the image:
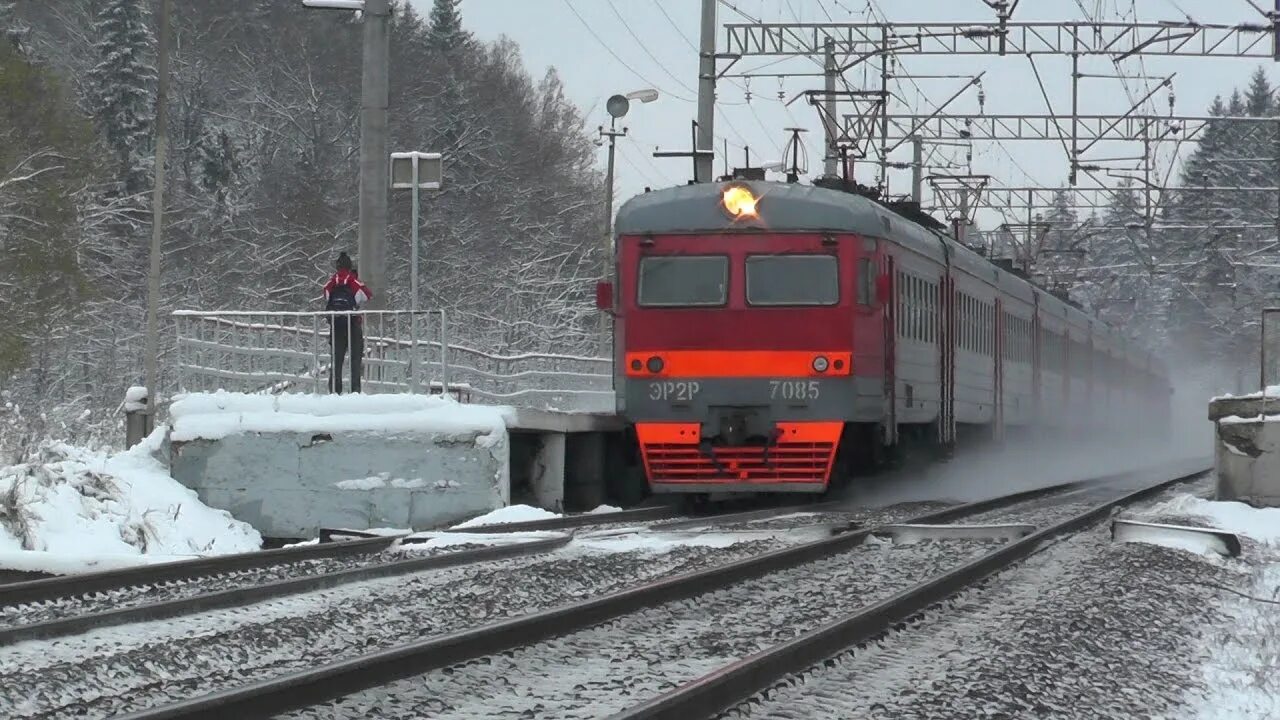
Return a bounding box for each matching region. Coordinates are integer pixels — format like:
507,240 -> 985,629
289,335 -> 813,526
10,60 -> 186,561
411,1 -> 1278,226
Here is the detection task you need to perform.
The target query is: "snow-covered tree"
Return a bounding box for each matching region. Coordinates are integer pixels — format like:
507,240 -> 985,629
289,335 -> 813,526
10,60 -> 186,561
0,0 -> 606,454
1245,66 -> 1273,117
0,0 -> 28,51
427,0 -> 472,53
87,0 -> 155,195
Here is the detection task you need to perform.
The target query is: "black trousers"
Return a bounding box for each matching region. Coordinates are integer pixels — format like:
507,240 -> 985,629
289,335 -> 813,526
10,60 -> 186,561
330,316 -> 364,394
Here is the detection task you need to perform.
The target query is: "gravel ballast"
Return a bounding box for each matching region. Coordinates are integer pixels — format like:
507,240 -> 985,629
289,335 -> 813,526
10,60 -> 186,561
0,552 -> 406,629
715,518 -> 1235,718
0,535 -> 814,719
281,538 -> 1003,720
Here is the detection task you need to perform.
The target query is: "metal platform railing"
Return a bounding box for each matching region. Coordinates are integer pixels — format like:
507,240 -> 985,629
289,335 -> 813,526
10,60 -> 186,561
172,310 -> 614,412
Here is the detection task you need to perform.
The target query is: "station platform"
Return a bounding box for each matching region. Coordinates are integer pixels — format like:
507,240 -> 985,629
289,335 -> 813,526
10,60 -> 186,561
164,392 -> 625,540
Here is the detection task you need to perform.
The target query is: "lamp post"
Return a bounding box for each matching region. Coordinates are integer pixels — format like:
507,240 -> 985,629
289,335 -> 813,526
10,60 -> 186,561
599,89 -> 658,275
597,89 -> 657,354
301,0 -> 390,309
391,151 -> 443,392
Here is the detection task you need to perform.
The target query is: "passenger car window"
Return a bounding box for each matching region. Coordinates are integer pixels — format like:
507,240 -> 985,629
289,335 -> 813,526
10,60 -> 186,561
746,255 -> 839,306
637,255 -> 728,307
857,258 -> 875,306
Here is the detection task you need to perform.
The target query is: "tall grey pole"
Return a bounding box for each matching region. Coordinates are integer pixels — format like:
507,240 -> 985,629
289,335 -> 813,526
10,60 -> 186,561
910,136 -> 923,203
410,157 -> 420,313
599,118 -> 625,352
409,156 -> 420,392
144,0 -> 171,421
823,37 -> 838,177
604,120 -> 619,270
359,0 -> 390,309
695,0 -> 716,183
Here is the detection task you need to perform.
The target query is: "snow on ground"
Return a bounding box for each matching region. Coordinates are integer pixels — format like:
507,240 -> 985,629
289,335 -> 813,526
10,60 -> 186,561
122,386 -> 148,413
332,473 -> 456,491
0,430 -> 261,574
1136,492 -> 1280,719
587,504 -> 623,515
1142,494 -> 1280,545
1213,385 -> 1280,401
571,527 -> 830,555
168,391 -> 508,447
450,504 -> 560,528
397,530 -> 567,551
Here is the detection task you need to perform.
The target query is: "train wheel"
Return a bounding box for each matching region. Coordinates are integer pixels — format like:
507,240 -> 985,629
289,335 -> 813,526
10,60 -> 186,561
683,493 -> 712,514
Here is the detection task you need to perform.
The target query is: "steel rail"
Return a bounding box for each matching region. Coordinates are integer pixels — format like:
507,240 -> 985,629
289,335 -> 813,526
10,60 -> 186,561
438,498 -> 850,536
0,535 -> 570,646
606,463 -> 1211,720
653,499 -> 851,531
415,505 -> 684,534
111,477 -> 1101,720
0,535 -> 399,608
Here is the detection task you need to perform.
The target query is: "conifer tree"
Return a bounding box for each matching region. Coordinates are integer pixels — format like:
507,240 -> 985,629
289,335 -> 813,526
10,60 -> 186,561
0,1 -> 27,50
427,0 -> 472,53
87,0 -> 156,195
1245,66 -> 1273,117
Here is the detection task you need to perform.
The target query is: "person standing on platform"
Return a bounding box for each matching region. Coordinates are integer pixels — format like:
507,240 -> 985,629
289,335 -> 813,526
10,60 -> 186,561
323,252 -> 373,393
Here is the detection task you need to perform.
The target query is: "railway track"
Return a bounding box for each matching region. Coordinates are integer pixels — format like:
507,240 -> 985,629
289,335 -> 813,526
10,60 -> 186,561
607,460 -> 1211,720
22,471 -> 1144,720
0,500 -> 825,644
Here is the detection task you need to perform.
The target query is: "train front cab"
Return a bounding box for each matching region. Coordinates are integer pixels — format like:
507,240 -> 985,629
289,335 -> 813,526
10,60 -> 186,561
610,196 -> 884,495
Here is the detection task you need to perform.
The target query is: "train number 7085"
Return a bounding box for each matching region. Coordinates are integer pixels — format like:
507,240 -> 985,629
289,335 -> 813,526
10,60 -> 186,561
770,380 -> 820,400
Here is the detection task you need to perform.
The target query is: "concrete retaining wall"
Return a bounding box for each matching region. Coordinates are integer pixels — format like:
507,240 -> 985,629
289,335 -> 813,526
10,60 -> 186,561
1209,394 -> 1280,508
171,429 -> 508,538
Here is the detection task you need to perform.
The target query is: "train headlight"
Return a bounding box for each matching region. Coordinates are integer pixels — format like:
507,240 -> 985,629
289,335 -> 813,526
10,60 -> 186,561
812,356 -> 830,373
721,184 -> 759,219
646,356 -> 665,373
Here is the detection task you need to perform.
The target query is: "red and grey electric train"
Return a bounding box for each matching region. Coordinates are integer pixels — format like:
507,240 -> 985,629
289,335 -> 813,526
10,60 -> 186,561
599,178 -> 1171,496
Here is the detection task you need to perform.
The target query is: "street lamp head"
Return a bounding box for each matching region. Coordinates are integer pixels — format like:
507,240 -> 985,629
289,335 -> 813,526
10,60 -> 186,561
625,88 -> 660,104
301,0 -> 365,9
606,94 -> 631,119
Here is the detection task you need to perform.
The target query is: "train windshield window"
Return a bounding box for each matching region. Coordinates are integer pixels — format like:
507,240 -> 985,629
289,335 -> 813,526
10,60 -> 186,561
745,255 -> 839,306
637,255 -> 728,307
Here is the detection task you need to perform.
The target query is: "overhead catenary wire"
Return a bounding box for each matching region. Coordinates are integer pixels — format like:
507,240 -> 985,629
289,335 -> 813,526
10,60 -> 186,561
562,0 -> 695,103
606,0 -> 699,97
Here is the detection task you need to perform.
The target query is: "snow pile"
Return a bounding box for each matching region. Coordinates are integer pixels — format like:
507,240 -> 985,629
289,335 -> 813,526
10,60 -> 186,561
1213,385 -> 1280,402
1148,492 -> 1280,718
0,431 -> 261,573
572,527 -> 829,554
332,474 -> 457,491
1219,414 -> 1280,425
451,504 -> 560,528
449,503 -> 629,529
1143,494 -> 1280,545
168,391 -> 508,447
1186,564 -> 1280,720
398,530 -> 566,551
123,386 -> 148,413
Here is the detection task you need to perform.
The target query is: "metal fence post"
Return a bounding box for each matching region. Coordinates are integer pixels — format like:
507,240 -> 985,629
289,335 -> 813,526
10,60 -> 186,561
313,314 -> 322,394
439,309 -> 450,398
174,314 -> 184,394
409,311 -> 419,394
124,387 -> 154,449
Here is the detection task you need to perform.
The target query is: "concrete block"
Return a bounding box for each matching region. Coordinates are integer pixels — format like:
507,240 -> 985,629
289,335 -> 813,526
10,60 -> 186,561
171,429 -> 508,538
1212,394 -> 1280,507
565,432 -> 606,511
529,432 -> 566,513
